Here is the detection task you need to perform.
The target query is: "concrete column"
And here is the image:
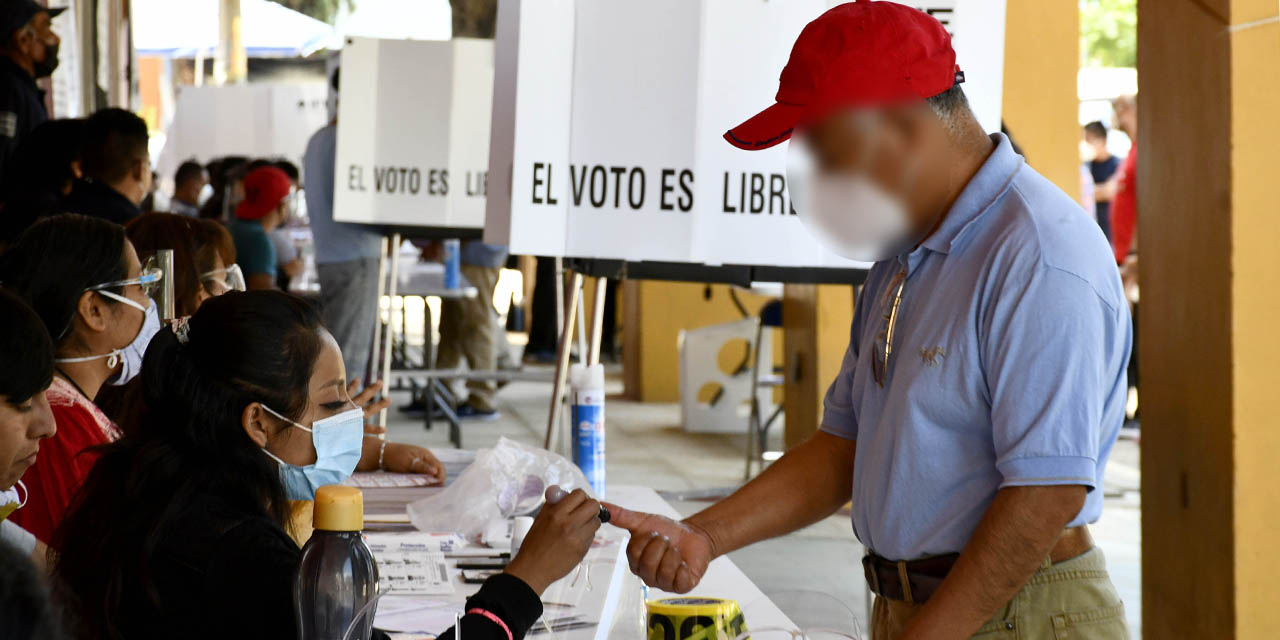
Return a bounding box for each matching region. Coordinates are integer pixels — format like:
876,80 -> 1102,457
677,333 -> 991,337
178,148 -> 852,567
1138,0 -> 1280,636
215,0 -> 246,85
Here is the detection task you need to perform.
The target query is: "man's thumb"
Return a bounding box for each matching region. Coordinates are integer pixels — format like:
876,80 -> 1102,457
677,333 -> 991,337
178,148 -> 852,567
602,502 -> 645,531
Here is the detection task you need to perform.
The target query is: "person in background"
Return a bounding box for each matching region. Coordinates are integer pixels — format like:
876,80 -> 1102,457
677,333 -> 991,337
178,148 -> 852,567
0,214 -> 161,545
170,160 -> 206,217
0,288 -> 56,568
229,166 -> 299,290
0,0 -> 62,187
1083,121 -> 1119,243
0,117 -> 84,247
267,159 -> 302,291
1109,95 -> 1139,427
54,291 -> 592,640
199,156 -> 248,221
436,240 -> 509,420
610,4 -> 1130,639
306,68 -> 384,385
194,217 -> 241,295
62,108 -> 150,225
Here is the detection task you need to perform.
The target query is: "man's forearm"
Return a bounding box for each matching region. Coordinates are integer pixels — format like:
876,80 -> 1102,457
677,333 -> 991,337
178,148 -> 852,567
685,430 -> 855,558
901,485 -> 1087,639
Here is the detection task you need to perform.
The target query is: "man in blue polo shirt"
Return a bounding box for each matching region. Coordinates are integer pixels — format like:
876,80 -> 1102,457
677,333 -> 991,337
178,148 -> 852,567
606,3 -> 1130,639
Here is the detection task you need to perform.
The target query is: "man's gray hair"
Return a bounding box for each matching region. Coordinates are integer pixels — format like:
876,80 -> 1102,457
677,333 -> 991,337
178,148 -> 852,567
926,84 -> 973,134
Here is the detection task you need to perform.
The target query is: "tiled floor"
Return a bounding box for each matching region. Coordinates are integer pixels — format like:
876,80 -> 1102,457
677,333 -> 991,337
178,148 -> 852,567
381,365 -> 1142,636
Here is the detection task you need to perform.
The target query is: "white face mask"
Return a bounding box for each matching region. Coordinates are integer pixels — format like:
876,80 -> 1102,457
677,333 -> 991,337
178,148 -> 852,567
786,126 -> 917,263
56,295 -> 162,387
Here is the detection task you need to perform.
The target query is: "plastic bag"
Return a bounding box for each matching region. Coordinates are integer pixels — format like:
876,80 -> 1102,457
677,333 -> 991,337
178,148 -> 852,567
406,437 -> 593,543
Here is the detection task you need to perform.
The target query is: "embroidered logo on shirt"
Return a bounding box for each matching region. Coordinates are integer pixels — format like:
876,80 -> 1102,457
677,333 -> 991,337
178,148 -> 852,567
920,346 -> 946,367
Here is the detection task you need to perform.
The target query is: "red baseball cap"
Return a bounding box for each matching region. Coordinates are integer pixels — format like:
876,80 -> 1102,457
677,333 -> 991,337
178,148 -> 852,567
235,166 -> 293,221
725,0 -> 963,151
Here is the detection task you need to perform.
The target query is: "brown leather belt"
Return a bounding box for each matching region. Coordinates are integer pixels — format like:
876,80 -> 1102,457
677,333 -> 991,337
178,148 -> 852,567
862,526 -> 1094,605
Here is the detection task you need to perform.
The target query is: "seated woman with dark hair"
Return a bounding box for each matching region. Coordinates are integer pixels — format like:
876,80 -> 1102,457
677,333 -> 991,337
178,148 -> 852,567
0,289 -> 58,568
116,211 -> 437,474
54,291 -> 600,640
0,214 -> 160,545
0,291 -> 65,640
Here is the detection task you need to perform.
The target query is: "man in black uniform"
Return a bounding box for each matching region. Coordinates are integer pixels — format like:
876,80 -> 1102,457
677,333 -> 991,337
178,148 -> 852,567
0,0 -> 63,187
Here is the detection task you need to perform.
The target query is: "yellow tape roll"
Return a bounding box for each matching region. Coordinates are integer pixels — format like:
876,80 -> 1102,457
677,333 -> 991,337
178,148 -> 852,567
646,597 -> 749,640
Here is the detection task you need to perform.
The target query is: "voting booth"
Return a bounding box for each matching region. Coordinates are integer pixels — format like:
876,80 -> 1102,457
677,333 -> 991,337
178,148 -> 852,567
485,0 -> 1008,270
156,83 -> 329,187
334,37 -> 495,230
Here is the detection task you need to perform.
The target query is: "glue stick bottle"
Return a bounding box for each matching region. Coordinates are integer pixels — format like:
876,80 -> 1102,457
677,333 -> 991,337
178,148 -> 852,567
570,363 -> 606,498
442,239 -> 461,290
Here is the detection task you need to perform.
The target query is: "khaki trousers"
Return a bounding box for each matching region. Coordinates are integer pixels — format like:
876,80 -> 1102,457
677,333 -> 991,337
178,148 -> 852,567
871,548 -> 1129,640
436,265 -> 501,411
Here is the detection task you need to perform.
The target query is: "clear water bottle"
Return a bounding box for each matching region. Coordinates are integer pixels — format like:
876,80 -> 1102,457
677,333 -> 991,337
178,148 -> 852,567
294,485 -> 380,640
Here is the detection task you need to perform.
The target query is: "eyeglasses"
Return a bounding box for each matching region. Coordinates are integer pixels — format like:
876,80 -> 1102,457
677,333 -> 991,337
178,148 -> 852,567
871,269 -> 907,387
88,264 -> 163,299
201,263 -> 245,296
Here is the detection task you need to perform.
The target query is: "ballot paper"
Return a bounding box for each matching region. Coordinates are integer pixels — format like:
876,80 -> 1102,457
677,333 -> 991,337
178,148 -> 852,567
377,551 -> 454,595
346,472 -> 439,488
366,533 -> 463,596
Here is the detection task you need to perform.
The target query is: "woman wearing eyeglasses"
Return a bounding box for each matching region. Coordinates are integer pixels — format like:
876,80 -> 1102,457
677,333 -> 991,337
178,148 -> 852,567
0,214 -> 162,545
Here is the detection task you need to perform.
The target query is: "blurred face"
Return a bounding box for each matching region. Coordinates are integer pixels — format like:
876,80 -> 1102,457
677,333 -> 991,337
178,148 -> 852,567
787,104 -> 953,260
1113,101 -> 1137,139
1085,133 -> 1108,158
177,171 -> 209,204
257,331 -> 356,467
0,390 -> 55,489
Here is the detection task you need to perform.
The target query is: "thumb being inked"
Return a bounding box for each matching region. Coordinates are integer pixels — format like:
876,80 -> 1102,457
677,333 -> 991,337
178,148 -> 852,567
544,485 -> 612,523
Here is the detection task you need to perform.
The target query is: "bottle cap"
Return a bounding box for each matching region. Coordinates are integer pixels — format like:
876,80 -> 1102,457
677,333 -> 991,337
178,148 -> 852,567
313,485 -> 364,532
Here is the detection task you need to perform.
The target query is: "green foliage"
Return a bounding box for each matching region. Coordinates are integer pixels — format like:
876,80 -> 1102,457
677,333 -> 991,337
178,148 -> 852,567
1080,0 -> 1136,68
268,0 -> 355,24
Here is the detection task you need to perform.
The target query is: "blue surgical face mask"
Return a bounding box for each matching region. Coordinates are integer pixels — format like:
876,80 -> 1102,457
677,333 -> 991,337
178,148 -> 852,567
55,296 -> 161,387
260,405 -> 364,501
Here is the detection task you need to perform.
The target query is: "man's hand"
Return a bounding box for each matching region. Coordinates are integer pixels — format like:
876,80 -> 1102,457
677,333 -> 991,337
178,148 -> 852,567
605,504 -> 715,593
1120,254 -> 1139,305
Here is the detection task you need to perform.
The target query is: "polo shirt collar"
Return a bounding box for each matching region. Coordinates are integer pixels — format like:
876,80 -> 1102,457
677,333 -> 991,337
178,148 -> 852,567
919,133 -> 1023,255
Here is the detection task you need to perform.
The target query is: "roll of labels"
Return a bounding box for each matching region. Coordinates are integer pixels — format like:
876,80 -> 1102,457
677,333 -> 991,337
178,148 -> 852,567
646,597 -> 749,640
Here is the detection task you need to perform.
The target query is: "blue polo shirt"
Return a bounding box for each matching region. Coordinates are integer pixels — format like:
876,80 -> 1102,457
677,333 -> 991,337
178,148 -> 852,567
822,134 -> 1131,561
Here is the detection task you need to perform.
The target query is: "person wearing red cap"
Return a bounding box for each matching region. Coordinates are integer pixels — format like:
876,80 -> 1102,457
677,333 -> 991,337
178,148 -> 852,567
229,166 -> 296,291
604,3 -> 1131,639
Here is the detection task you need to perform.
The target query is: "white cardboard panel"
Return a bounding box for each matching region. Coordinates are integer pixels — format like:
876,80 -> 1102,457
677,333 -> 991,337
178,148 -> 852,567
447,39 -> 496,228
484,0 -> 576,255
486,0 -> 1007,270
334,37 -> 494,228
562,0 -> 702,262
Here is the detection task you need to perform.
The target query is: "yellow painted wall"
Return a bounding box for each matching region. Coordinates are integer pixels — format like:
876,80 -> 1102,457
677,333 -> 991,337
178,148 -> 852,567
629,281 -> 776,403
1002,0 -> 1081,198
1229,0 -> 1280,634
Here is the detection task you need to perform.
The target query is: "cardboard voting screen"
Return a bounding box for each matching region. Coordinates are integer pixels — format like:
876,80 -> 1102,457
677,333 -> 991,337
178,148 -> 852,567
334,37 -> 494,229
486,0 -> 1006,269
156,83 -> 328,187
